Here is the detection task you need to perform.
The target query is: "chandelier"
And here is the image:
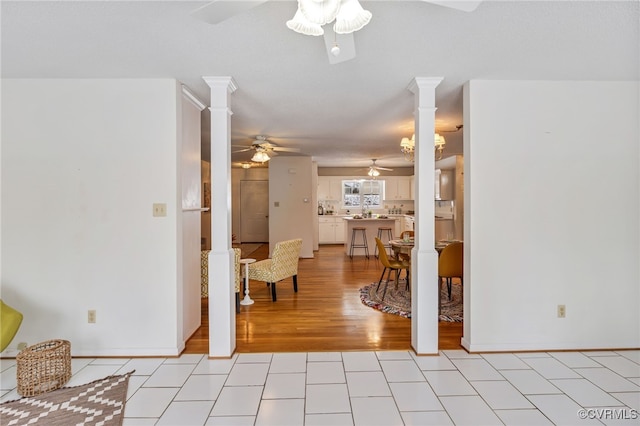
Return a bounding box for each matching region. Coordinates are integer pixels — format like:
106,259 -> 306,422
286,0 -> 372,36
400,133 -> 447,162
434,133 -> 446,159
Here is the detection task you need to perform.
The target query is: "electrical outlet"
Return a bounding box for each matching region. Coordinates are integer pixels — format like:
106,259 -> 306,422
557,305 -> 566,318
17,342 -> 27,351
88,310 -> 96,323
152,203 -> 167,217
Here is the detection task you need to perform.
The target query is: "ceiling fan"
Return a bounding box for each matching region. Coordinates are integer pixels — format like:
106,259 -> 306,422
364,158 -> 393,177
232,161 -> 267,169
191,0 -> 483,64
232,135 -> 301,163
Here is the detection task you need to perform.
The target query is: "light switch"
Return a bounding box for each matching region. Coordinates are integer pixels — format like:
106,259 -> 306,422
274,201 -> 280,207
153,203 -> 167,217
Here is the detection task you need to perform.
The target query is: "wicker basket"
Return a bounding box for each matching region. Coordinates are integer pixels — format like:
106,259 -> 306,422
16,339 -> 71,396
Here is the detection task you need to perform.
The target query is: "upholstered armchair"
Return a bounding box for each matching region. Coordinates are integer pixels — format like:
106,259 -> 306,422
248,238 -> 302,301
233,247 -> 241,312
201,248 -> 242,313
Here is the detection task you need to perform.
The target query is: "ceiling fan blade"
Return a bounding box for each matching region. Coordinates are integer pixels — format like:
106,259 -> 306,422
323,28 -> 356,65
377,166 -> 394,171
232,148 -> 253,153
420,0 -> 483,12
272,147 -> 301,153
191,0 -> 269,25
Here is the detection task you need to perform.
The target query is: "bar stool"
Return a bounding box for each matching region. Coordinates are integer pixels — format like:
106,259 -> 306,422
349,227 -> 369,259
375,227 -> 393,258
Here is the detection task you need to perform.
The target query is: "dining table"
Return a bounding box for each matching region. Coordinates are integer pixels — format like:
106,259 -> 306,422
389,239 -> 414,259
389,239 -> 461,259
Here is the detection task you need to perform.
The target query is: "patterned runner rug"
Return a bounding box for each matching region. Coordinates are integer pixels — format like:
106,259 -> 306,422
0,371 -> 133,426
359,279 -> 463,322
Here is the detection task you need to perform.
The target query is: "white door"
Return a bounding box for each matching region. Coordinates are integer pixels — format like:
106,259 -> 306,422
240,180 -> 269,242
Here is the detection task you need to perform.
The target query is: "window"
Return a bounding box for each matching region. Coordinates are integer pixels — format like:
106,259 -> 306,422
342,180 -> 384,210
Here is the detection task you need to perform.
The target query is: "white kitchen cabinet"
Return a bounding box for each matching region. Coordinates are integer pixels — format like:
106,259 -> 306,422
318,177 -> 343,202
334,219 -> 345,243
318,216 -> 345,244
385,177 -> 412,201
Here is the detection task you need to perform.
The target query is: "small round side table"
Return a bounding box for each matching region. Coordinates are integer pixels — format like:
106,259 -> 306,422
239,258 -> 256,305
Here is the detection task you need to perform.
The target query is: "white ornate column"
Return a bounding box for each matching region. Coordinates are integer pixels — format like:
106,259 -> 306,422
203,76 -> 237,357
409,77 -> 443,355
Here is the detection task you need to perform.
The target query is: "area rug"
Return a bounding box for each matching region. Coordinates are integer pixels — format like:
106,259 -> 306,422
359,279 -> 463,322
0,371 -> 133,426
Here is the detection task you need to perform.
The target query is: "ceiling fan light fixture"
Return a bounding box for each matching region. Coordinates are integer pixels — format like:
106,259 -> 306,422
367,167 -> 380,177
286,8 -> 324,36
333,0 -> 372,34
288,0 -> 371,37
251,150 -> 270,163
298,0 -> 341,25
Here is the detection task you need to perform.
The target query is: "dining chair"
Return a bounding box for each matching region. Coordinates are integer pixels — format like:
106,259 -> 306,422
438,241 -> 463,314
248,238 -> 302,301
400,230 -> 414,240
375,237 -> 410,300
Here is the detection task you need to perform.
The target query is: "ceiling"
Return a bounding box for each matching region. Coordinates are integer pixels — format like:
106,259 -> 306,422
2,1 -> 638,168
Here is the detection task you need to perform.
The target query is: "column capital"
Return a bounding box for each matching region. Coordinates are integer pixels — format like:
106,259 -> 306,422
408,77 -> 443,109
407,77 -> 443,94
202,76 -> 238,93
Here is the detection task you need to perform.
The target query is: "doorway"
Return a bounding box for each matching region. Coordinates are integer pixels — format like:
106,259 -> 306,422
240,180 -> 269,242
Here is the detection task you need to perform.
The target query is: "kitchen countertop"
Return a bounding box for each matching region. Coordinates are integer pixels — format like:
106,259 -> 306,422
343,217 -> 397,221
319,214 -> 413,218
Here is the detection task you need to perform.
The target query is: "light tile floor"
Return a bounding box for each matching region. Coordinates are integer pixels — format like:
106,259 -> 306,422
1,350 -> 639,425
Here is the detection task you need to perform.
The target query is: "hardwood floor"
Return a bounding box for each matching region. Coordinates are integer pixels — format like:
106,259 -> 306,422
184,244 -> 463,354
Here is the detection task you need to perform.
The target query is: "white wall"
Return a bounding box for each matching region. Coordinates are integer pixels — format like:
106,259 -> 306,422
463,80 -> 640,351
179,88 -> 205,344
1,79 -> 188,356
268,157 -> 314,258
